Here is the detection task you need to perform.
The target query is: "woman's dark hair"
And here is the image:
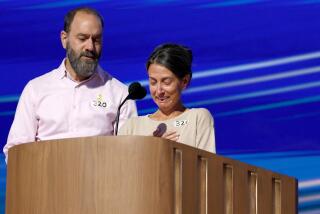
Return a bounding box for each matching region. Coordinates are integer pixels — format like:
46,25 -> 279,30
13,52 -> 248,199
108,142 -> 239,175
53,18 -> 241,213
146,43 -> 193,80
64,7 -> 104,33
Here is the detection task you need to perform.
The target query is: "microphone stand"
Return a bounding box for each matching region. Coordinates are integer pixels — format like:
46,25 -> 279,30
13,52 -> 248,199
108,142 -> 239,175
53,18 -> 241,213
114,97 -> 129,136
114,82 -> 147,136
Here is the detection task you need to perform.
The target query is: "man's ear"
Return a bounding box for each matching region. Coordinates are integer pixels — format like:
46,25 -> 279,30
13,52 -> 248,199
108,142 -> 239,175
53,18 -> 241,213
60,31 -> 68,49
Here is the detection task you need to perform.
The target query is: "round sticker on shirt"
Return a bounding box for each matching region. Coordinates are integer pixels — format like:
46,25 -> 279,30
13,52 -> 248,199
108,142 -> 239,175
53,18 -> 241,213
174,120 -> 188,127
91,94 -> 107,109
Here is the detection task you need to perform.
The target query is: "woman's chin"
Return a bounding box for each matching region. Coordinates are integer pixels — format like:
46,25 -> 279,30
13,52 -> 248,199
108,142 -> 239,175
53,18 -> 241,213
157,104 -> 171,112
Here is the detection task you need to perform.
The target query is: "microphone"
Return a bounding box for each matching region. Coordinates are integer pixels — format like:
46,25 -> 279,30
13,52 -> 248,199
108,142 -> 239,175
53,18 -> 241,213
127,82 -> 147,100
114,82 -> 147,135
153,123 -> 167,137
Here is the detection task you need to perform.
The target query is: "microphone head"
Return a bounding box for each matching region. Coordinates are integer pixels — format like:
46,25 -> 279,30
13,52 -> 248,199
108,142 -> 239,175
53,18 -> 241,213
128,82 -> 147,100
153,123 -> 167,137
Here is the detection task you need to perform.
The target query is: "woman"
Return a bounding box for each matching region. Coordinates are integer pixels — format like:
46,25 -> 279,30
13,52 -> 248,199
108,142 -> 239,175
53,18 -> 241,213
119,44 -> 216,153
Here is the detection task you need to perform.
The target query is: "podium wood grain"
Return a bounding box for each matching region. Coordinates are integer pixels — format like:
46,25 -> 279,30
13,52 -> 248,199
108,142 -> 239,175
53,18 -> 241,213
6,136 -> 297,214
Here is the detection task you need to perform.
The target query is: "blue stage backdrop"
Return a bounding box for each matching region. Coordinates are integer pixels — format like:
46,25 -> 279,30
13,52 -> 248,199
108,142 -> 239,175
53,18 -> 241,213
1,1 -> 320,213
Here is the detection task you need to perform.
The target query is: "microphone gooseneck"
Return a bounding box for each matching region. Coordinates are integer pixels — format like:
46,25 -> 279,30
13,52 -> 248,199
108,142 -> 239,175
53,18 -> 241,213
114,82 -> 147,135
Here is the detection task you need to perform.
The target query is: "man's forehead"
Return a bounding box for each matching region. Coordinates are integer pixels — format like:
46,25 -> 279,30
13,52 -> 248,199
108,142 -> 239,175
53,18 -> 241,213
69,11 -> 103,32
74,11 -> 99,19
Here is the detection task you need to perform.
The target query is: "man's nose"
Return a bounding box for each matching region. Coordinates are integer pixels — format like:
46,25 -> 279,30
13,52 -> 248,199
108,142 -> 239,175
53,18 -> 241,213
85,38 -> 94,51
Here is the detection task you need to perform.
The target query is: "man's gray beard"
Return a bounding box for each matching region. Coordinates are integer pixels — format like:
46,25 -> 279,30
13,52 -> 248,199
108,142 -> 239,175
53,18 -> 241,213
67,45 -> 99,79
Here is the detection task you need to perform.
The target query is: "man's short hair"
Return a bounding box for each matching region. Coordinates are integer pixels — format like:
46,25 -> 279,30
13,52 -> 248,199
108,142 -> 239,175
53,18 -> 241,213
64,7 -> 104,33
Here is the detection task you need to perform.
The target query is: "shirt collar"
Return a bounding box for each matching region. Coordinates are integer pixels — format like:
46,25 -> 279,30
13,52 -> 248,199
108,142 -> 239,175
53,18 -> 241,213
56,59 -> 68,79
56,58 -> 105,83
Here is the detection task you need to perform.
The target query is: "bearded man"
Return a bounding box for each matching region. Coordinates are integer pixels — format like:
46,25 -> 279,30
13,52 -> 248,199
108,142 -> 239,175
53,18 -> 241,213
4,7 -> 137,162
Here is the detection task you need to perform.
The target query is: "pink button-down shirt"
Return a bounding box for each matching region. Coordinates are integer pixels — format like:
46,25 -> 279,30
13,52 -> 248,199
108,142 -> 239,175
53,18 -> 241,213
4,59 -> 137,161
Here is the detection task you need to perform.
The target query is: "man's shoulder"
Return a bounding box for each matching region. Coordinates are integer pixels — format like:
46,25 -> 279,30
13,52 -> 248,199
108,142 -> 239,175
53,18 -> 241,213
98,68 -> 128,91
28,68 -> 58,87
28,59 -> 65,86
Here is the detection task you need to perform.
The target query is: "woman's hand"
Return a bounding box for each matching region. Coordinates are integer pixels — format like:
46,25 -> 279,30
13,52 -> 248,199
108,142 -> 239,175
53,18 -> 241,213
162,131 -> 179,142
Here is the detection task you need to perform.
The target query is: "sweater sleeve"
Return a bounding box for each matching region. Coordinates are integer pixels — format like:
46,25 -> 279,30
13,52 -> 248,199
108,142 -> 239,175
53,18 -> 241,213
195,108 -> 216,153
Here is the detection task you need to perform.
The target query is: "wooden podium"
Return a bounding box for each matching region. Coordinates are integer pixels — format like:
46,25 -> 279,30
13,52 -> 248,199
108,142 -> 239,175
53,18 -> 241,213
6,136 -> 297,214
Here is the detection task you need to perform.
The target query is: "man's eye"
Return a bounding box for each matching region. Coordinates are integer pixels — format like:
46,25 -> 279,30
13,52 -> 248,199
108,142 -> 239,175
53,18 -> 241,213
94,38 -> 102,43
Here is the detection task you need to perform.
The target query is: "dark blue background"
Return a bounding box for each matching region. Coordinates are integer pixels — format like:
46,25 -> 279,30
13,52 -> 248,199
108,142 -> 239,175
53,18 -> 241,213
1,1 -> 320,213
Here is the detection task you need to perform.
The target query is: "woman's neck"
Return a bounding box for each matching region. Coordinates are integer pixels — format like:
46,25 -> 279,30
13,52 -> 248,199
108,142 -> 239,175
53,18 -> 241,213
150,105 -> 187,121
